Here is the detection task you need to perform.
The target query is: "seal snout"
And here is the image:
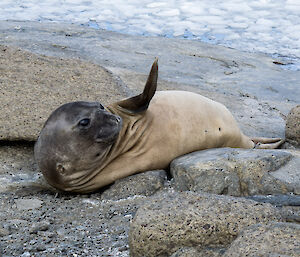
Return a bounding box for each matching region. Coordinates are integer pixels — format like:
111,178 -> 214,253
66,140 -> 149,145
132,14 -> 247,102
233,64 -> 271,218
94,113 -> 122,144
110,114 -> 122,127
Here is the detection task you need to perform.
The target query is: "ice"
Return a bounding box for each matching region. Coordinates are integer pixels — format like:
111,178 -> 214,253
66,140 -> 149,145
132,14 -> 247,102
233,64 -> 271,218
219,2 -> 252,12
229,22 -> 249,29
256,18 -> 275,27
156,9 -> 180,17
0,0 -> 299,69
147,2 -> 167,8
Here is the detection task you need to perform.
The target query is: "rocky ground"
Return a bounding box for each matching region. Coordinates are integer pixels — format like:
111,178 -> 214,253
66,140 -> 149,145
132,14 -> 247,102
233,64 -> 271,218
0,21 -> 300,256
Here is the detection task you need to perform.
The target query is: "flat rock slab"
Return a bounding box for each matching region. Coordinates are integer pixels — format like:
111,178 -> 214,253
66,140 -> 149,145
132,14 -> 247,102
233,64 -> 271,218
129,191 -> 282,257
0,45 -> 128,141
224,222 -> 300,256
171,148 -> 300,196
100,170 -> 167,201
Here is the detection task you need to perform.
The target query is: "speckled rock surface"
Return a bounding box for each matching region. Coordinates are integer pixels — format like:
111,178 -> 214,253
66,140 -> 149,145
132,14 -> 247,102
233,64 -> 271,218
171,148 -> 300,196
170,247 -> 226,257
286,105 -> 300,147
224,222 -> 300,257
0,45 -> 129,141
129,191 -> 282,257
100,170 -> 167,201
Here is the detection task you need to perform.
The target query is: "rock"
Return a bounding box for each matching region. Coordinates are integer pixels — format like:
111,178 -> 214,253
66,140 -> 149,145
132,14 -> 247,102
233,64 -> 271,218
101,170 -> 166,200
246,194 -> 300,207
0,45 -> 129,141
286,105 -> 300,147
223,222 -> 300,256
169,247 -> 199,257
15,198 -> 43,210
29,221 -> 50,234
0,144 -> 52,193
170,247 -> 225,257
170,148 -> 300,196
129,191 -> 282,257
35,245 -> 47,252
0,227 -> 10,237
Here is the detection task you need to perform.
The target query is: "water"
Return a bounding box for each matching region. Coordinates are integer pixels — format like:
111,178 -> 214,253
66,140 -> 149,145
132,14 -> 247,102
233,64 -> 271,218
0,0 -> 300,70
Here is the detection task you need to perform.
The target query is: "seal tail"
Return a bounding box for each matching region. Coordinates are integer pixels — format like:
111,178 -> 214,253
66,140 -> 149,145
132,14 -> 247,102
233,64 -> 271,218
251,137 -> 285,149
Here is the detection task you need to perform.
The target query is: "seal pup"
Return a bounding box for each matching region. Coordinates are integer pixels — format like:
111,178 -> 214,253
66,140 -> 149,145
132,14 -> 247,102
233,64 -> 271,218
34,59 -> 284,193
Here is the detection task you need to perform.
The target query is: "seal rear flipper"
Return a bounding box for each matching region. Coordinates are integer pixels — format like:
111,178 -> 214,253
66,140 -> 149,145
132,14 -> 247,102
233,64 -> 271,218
252,137 -> 285,149
116,58 -> 158,114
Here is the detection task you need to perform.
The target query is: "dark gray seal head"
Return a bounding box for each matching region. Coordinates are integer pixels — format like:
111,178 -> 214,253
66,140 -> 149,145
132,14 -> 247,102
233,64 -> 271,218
34,101 -> 122,191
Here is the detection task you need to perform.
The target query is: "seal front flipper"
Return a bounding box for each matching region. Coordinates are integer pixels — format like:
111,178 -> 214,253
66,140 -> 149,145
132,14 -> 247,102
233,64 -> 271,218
116,58 -> 158,114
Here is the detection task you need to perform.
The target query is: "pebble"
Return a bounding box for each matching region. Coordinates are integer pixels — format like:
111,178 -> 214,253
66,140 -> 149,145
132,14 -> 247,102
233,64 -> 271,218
15,198 -> 43,210
29,221 -> 50,234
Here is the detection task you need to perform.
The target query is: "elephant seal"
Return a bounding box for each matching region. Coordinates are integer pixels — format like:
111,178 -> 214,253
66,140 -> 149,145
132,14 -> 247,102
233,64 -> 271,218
34,59 -> 284,193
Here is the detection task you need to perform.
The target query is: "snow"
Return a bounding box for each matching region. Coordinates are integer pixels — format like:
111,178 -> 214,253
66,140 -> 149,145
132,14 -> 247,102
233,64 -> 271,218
0,0 -> 299,69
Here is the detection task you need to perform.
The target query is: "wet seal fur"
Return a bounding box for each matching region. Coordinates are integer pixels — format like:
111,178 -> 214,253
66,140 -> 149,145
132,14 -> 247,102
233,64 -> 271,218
34,59 -> 284,193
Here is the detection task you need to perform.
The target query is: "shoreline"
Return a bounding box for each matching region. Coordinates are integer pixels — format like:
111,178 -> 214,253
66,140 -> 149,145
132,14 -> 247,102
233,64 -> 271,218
1,20 -> 299,140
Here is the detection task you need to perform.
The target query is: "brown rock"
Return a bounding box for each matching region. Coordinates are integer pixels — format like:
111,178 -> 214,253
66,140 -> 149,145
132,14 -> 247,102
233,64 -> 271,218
170,247 -> 225,257
286,105 -> 300,147
129,191 -> 282,257
0,45 -> 129,141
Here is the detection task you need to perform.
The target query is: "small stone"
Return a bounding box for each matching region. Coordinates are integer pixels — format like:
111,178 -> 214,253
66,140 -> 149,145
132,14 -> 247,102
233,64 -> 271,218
15,198 -> 43,210
29,221 -> 50,234
118,245 -> 129,252
35,245 -> 46,252
21,252 -> 31,257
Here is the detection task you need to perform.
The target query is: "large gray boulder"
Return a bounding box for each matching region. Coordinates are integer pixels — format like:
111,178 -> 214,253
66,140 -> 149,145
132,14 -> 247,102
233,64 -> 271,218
129,191 -> 282,257
0,45 -> 128,141
171,148 -> 300,196
224,222 -> 300,256
286,105 -> 300,147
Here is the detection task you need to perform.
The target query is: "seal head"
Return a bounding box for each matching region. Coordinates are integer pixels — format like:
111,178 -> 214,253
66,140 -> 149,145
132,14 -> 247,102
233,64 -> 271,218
34,101 -> 122,191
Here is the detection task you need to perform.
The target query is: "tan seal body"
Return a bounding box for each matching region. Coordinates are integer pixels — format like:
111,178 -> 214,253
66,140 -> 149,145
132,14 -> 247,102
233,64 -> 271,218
85,92 -> 252,192
34,59 -> 284,193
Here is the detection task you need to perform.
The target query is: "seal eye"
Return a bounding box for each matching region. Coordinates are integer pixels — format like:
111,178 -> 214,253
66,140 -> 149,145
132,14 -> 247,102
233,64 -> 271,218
78,118 -> 90,127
